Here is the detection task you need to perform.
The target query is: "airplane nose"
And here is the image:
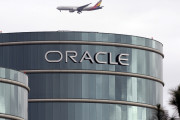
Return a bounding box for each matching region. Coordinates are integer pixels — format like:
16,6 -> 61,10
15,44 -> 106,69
56,7 -> 59,9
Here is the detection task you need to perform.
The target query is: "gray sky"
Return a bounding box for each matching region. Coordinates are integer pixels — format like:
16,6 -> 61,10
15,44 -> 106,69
1,0 -> 180,117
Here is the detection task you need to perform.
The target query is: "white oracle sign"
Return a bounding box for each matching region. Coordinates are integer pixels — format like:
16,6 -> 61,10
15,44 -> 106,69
45,51 -> 129,66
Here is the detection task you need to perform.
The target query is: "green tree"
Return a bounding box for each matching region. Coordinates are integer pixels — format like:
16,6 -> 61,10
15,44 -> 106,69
153,104 -> 169,120
169,85 -> 180,117
169,116 -> 176,120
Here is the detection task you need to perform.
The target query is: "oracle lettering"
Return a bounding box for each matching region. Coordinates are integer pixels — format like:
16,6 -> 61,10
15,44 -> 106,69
45,51 -> 129,66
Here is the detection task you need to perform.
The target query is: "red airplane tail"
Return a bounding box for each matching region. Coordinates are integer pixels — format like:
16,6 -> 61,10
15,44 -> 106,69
91,0 -> 102,10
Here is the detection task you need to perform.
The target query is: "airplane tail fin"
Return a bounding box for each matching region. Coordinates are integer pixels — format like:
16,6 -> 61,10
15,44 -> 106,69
91,0 -> 102,9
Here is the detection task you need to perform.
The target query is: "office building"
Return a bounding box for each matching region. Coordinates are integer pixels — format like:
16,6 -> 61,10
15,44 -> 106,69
0,31 -> 164,120
0,67 -> 29,120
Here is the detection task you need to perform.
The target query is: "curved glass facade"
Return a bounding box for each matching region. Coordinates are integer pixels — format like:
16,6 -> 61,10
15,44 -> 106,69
0,67 -> 28,120
0,45 -> 162,79
0,31 -> 163,120
29,73 -> 162,106
29,102 -> 156,120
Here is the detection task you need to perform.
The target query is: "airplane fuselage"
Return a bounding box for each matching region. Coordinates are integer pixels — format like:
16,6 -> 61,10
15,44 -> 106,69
57,6 -> 102,11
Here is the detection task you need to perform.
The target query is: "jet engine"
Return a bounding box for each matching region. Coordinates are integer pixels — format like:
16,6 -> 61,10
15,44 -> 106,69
69,10 -> 75,12
69,8 -> 76,12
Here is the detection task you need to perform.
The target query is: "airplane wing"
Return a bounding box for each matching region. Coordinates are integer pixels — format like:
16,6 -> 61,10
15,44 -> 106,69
77,3 -> 91,13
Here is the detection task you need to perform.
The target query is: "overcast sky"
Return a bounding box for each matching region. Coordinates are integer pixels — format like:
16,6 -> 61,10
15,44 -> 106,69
1,0 -> 180,117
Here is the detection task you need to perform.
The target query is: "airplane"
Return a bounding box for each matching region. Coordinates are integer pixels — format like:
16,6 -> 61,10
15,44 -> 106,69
56,0 -> 103,14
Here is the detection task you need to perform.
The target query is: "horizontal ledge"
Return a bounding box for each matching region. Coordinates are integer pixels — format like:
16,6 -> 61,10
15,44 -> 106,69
0,41 -> 164,58
28,98 -> 157,110
0,78 -> 30,92
21,69 -> 164,86
0,113 -> 24,120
